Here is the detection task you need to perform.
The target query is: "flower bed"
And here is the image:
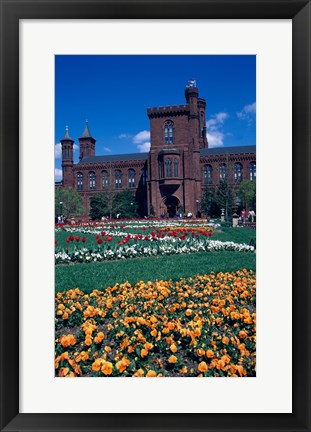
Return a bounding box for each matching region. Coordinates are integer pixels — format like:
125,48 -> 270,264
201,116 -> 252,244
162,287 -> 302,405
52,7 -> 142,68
55,238 -> 255,264
55,269 -> 256,377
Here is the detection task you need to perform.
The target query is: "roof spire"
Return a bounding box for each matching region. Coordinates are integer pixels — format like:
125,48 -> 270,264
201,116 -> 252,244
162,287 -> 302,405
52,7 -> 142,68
80,119 -> 93,139
62,125 -> 73,141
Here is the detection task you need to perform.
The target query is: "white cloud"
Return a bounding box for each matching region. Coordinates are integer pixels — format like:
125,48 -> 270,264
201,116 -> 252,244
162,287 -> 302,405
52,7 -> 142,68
237,102 -> 256,122
73,144 -> 79,152
55,143 -> 62,158
118,133 -> 131,139
133,130 -> 150,144
206,131 -> 225,148
55,168 -> 62,181
104,147 -> 112,153
206,112 -> 229,148
137,142 -> 151,153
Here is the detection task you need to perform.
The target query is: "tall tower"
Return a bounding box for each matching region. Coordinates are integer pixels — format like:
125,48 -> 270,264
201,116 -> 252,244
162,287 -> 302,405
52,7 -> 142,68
79,120 -> 96,161
61,126 -> 74,188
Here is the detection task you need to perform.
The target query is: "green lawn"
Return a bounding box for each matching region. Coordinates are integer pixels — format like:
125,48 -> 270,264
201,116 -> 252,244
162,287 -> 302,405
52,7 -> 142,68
55,250 -> 256,293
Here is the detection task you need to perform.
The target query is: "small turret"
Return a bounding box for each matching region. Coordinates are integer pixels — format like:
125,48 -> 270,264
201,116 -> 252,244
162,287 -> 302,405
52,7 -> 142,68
79,120 -> 96,161
60,126 -> 74,187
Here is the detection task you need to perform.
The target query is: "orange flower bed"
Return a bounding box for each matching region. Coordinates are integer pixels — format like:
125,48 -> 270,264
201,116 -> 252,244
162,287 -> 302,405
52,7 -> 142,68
55,270 -> 256,377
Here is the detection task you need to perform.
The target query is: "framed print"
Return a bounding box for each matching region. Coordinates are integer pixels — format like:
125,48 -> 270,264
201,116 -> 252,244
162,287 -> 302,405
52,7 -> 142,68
0,0 -> 310,431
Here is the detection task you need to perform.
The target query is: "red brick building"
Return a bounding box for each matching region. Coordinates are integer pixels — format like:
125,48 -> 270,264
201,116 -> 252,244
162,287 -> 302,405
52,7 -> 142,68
59,84 -> 256,217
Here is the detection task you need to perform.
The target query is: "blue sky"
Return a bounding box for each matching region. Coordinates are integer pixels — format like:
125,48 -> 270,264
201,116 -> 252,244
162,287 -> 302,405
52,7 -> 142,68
55,55 -> 256,180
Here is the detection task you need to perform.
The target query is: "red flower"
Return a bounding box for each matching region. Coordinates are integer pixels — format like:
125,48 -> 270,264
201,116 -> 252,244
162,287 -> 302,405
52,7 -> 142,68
97,238 -> 103,245
101,231 -> 105,236
144,235 -> 149,241
75,236 -> 80,242
106,235 -> 113,242
55,240 -> 58,246
82,236 -> 86,243
69,235 -> 75,241
66,238 -> 70,243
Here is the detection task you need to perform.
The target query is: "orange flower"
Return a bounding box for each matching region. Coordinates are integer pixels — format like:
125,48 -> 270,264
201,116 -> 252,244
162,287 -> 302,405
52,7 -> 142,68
101,361 -> 113,376
144,342 -> 153,351
58,367 -> 69,377
180,366 -> 188,374
239,330 -> 247,339
168,355 -> 177,364
116,356 -> 130,373
206,350 -> 214,358
63,312 -> 69,320
185,309 -> 192,316
133,368 -> 144,377
80,351 -> 89,361
170,344 -> 178,353
85,337 -> 92,346
222,336 -> 229,345
167,322 -> 175,330
141,348 -> 148,358
198,361 -> 208,373
150,329 -> 157,337
196,348 -> 205,357
146,370 -> 157,377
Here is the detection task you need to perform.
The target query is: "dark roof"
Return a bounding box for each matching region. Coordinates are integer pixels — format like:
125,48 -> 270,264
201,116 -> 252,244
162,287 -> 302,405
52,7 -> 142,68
61,126 -> 73,141
78,146 -> 255,164
79,121 -> 93,139
79,153 -> 149,164
200,145 -> 256,156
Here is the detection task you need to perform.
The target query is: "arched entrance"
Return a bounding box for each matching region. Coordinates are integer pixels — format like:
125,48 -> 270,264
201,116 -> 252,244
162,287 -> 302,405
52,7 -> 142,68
164,195 -> 180,217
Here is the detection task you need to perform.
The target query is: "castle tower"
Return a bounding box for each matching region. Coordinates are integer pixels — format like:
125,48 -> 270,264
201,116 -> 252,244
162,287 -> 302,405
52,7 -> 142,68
79,120 -> 96,161
60,126 -> 74,188
147,80 -> 205,217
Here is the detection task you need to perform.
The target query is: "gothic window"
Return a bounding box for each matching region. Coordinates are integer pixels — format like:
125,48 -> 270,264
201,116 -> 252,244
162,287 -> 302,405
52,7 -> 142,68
165,159 -> 172,177
142,168 -> 148,186
102,170 -> 109,188
250,162 -> 256,181
128,169 -> 135,188
158,160 -> 164,179
89,171 -> 96,190
219,163 -> 227,182
174,159 -> 179,177
200,112 -> 205,138
204,164 -> 213,185
115,170 -> 122,189
77,172 -> 83,191
164,121 -> 174,144
234,163 -> 243,182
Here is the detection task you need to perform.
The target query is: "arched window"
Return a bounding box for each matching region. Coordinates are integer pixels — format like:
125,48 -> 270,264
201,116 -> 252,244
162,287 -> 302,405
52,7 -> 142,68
115,170 -> 122,189
89,171 -> 96,190
204,165 -> 213,185
128,169 -> 135,188
164,121 -> 174,144
219,163 -> 227,182
174,159 -> 179,177
234,163 -> 243,182
165,159 -> 172,177
77,172 -> 83,191
102,170 -> 109,188
142,168 -> 148,186
158,160 -> 164,179
200,112 -> 205,138
250,162 -> 256,181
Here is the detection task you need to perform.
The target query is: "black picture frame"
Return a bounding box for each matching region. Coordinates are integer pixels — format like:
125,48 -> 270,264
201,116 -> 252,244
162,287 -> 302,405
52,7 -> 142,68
0,1 -> 310,431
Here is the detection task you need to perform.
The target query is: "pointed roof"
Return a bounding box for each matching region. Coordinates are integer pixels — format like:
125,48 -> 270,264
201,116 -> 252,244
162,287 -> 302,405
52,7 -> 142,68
79,120 -> 93,139
61,125 -> 73,142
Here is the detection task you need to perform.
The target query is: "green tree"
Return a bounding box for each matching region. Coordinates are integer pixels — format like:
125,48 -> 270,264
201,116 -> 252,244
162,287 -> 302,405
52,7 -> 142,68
90,189 -> 138,220
55,187 -> 85,219
201,187 -> 219,217
216,181 -> 234,219
238,180 -> 256,212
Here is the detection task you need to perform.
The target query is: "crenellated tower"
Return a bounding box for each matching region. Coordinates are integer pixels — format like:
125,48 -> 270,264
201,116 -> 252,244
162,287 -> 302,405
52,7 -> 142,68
147,80 -> 207,217
61,126 -> 74,188
79,120 -> 96,161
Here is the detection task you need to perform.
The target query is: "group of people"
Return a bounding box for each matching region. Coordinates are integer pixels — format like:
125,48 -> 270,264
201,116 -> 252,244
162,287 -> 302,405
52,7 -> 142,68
240,208 -> 256,223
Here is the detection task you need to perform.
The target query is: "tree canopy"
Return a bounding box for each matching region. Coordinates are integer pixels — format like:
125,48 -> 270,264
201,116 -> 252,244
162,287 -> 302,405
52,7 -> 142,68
90,189 -> 138,220
55,187 -> 85,218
